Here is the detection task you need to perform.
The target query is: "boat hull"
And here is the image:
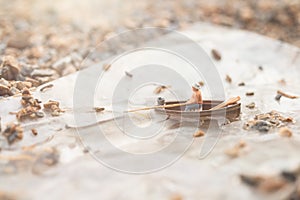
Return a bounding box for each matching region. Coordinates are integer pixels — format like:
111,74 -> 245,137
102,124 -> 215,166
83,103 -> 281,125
154,100 -> 241,123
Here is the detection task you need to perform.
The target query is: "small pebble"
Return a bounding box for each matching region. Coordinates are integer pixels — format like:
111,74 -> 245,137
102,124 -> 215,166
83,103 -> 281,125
193,130 -> 205,137
246,102 -> 255,109
211,49 -> 222,61
31,128 -> 38,136
238,82 -> 245,86
279,127 -> 293,137
225,75 -> 232,83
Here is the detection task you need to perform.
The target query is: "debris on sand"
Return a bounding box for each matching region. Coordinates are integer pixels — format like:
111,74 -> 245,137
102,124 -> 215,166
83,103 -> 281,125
279,127 -> 293,137
224,140 -> 247,158
275,90 -> 299,102
0,56 -> 20,81
240,174 -> 287,193
39,84 -> 54,92
193,130 -> 205,138
43,100 -> 63,116
276,90 -> 299,102
31,128 -> 38,136
238,82 -> 245,86
246,102 -> 255,109
125,71 -> 133,78
94,107 -> 105,112
246,92 -> 254,96
102,63 -> 111,71
243,111 -> 294,133
16,88 -> 43,120
240,166 -> 300,195
211,49 -> 222,61
154,85 -> 170,94
225,75 -> 232,83
2,123 -> 23,145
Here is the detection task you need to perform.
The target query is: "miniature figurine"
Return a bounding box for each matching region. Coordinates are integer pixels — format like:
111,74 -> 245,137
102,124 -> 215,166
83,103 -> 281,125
185,83 -> 203,111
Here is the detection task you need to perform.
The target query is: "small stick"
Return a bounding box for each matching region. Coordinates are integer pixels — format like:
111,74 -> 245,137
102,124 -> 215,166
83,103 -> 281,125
126,102 -> 189,113
40,84 -> 54,92
209,96 -> 241,111
277,90 -> 299,99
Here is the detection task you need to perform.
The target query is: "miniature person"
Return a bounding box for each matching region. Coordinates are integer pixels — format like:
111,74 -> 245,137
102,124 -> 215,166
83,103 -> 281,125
185,83 -> 203,111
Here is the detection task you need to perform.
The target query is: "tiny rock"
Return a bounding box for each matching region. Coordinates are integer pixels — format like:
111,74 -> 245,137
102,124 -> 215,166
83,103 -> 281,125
225,75 -> 232,83
0,84 -> 10,96
31,128 -> 38,136
211,49 -> 222,61
154,85 -> 169,94
193,130 -> 205,137
246,102 -> 255,109
0,56 -> 20,81
125,71 -> 133,78
279,127 -> 293,137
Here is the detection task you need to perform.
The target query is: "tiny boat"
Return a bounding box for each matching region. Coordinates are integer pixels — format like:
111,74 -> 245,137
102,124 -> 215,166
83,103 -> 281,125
154,100 -> 241,123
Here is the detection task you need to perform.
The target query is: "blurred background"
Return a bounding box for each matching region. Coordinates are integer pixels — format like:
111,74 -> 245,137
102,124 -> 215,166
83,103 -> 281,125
0,0 -> 299,85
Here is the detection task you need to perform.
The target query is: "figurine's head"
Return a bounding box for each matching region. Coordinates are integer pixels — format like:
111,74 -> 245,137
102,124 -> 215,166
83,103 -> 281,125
192,83 -> 201,92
